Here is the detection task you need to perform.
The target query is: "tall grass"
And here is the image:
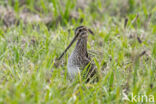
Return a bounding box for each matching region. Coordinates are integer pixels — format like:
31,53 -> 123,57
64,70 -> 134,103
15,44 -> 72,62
0,0 -> 156,103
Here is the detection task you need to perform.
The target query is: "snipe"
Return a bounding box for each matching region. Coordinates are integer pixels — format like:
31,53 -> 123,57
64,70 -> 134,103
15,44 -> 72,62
58,26 -> 98,82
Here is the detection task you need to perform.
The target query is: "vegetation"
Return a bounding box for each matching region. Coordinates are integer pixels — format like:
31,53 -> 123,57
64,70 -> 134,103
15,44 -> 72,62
0,0 -> 156,103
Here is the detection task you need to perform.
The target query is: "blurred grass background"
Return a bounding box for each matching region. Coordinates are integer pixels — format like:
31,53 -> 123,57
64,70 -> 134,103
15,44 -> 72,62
0,0 -> 156,103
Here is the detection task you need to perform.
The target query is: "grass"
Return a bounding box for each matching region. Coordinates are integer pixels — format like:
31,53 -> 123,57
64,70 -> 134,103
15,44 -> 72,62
0,0 -> 156,103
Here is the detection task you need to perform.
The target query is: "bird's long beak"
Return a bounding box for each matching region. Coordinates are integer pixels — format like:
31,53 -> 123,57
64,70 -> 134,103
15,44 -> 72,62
57,27 -> 94,60
57,33 -> 79,60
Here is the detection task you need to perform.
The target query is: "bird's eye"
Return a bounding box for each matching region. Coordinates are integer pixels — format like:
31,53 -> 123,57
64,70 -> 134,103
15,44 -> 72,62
79,29 -> 82,32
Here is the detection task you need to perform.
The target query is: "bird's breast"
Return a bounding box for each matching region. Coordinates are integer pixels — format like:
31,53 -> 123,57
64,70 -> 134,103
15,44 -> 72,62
67,64 -> 80,79
67,52 -> 83,79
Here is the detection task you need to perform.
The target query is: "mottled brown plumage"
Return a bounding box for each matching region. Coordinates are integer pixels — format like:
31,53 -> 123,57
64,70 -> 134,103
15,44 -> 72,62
58,26 -> 98,82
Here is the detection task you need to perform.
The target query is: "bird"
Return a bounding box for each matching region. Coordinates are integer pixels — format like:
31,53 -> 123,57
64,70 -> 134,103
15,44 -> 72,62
58,26 -> 98,82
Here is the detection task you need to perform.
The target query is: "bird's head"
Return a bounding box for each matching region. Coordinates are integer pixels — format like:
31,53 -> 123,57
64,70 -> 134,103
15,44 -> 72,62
58,26 -> 94,60
75,26 -> 94,39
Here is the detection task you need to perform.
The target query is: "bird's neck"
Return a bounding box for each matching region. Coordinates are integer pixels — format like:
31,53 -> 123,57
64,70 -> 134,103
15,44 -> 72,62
74,38 -> 87,55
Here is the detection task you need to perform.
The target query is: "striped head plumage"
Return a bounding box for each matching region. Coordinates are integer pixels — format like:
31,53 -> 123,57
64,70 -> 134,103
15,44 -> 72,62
75,26 -> 94,39
58,26 -> 94,60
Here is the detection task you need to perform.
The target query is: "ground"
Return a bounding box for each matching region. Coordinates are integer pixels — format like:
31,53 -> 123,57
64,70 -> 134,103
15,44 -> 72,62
0,0 -> 156,103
